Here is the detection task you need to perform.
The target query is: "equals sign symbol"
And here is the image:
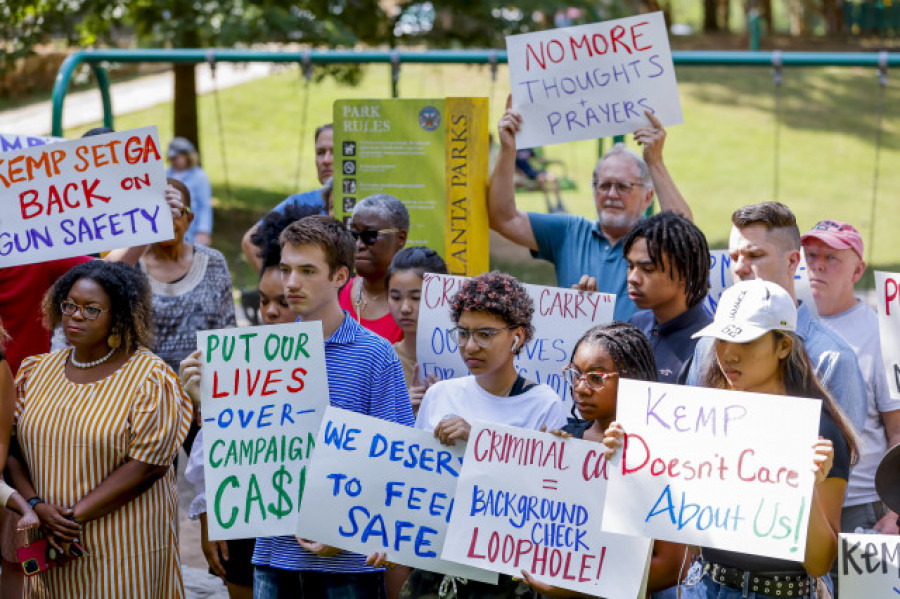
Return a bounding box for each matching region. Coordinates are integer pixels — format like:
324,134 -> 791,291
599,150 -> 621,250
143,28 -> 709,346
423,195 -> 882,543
542,478 -> 558,490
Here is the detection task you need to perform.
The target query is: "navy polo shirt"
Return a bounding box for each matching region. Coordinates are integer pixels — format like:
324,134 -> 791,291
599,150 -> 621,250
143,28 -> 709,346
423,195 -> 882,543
629,302 -> 712,384
529,212 -> 637,321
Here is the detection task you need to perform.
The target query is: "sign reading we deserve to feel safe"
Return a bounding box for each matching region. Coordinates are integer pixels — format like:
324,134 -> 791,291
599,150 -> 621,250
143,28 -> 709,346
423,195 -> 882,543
603,380 -> 822,561
297,407 -> 497,583
417,273 -> 615,401
506,12 -> 683,148
0,126 -> 173,267
441,421 -> 652,597
198,322 -> 330,540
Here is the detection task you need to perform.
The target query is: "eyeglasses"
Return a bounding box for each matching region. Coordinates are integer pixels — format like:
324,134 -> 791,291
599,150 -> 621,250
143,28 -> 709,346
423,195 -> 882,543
594,180 -> 644,195
449,325 -> 516,349
349,228 -> 400,246
60,300 -> 110,320
562,365 -> 619,391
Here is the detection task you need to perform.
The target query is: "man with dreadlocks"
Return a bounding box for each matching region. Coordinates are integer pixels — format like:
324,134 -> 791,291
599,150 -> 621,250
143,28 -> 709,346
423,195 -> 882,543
622,211 -> 712,384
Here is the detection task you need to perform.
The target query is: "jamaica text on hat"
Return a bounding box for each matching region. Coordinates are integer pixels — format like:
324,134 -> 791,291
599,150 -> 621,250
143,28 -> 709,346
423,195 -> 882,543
692,279 -> 796,343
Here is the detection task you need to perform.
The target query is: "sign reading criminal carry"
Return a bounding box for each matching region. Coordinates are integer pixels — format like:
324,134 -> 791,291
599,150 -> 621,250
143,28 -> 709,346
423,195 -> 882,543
603,379 -> 822,561
0,126 -> 173,267
506,12 -> 683,148
441,421 -> 652,597
198,322 -> 331,540
297,407 -> 497,583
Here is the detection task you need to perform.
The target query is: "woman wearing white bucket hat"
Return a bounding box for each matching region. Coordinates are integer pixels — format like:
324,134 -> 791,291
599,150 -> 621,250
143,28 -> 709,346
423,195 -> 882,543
605,280 -> 858,599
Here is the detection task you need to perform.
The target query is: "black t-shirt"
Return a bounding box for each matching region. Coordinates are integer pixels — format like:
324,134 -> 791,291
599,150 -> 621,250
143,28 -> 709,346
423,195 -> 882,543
702,408 -> 851,572
562,418 -> 592,438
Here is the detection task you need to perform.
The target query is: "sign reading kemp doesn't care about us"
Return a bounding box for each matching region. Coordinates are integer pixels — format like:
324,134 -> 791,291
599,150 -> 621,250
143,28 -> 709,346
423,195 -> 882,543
603,380 -> 822,561
198,322 -> 331,541
417,273 -> 615,400
506,12 -> 683,148
0,126 -> 173,267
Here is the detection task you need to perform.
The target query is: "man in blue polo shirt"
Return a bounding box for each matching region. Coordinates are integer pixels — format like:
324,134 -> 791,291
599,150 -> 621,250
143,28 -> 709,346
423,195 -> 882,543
252,215 -> 414,598
488,107 -> 693,321
623,211 -> 713,384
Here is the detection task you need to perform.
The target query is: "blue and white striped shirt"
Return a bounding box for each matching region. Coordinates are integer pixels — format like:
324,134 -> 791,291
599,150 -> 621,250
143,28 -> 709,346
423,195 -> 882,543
252,312 -> 414,573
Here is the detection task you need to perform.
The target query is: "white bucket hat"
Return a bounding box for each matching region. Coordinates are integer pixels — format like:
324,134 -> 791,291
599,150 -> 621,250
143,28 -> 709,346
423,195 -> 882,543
693,279 -> 796,343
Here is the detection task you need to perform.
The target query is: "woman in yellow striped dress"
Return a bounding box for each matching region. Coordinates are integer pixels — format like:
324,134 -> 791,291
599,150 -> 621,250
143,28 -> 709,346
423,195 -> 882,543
7,261 -> 192,598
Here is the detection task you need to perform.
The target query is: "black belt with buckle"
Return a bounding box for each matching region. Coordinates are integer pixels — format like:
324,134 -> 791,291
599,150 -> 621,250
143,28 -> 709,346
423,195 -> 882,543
705,562 -> 811,597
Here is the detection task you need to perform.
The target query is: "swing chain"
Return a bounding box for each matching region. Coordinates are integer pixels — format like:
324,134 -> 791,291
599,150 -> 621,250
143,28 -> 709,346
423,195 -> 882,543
206,49 -> 216,74
390,49 -> 401,98
301,50 -> 313,82
867,51 -> 889,264
488,50 -> 499,82
294,51 -> 314,190
771,50 -> 783,201
772,50 -> 783,86
879,50 -> 889,87
206,49 -> 233,205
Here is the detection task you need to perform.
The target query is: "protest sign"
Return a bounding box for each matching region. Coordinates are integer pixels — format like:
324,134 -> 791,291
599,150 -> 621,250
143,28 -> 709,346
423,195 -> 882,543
506,12 -> 683,148
417,273 -> 615,400
603,379 -> 822,561
838,533 -> 900,596
333,98 -> 489,276
296,407 -> 498,583
0,134 -> 63,153
441,421 -> 652,596
0,126 -> 173,267
876,271 -> 900,399
198,322 -> 330,540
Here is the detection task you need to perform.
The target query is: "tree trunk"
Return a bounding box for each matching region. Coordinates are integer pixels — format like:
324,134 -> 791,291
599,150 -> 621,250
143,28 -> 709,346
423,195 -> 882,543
704,0 -> 720,31
173,63 -> 199,150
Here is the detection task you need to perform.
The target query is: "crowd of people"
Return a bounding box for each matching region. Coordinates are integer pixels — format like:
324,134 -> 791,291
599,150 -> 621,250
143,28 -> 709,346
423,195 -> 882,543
0,98 -> 894,599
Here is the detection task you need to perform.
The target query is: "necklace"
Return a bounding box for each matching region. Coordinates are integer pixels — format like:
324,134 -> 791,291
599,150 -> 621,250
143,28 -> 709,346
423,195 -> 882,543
70,347 -> 116,369
353,279 -> 385,320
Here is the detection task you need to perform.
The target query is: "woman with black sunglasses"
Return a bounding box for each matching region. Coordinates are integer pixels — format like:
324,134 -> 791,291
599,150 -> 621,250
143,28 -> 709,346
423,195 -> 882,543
340,194 -> 409,343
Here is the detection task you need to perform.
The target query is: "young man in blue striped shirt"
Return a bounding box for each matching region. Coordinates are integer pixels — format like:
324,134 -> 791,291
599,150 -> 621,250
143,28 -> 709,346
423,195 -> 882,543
252,214 -> 414,598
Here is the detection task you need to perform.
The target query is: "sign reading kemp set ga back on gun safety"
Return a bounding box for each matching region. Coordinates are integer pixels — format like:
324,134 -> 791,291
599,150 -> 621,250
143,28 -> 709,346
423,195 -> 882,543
297,407 -> 497,583
0,126 -> 173,267
603,380 -> 822,561
838,532 -> 900,596
198,322 -> 330,541
506,12 -> 683,148
441,421 -> 652,597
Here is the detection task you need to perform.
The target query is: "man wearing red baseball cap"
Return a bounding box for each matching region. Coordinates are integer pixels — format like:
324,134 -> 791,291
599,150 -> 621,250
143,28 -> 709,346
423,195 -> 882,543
802,220 -> 900,538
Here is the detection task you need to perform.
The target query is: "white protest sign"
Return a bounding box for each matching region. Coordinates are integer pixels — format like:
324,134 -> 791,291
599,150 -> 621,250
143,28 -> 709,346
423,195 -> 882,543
876,271 -> 900,399
0,126 -> 173,267
603,379 -> 821,561
441,421 -> 651,596
297,407 -> 498,583
0,134 -> 63,153
418,273 -> 615,401
506,12 -> 683,149
198,322 -> 331,540
838,533 -> 900,596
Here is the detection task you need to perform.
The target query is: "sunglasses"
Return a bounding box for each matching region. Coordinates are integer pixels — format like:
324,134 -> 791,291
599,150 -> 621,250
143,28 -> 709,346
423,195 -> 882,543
349,228 -> 399,246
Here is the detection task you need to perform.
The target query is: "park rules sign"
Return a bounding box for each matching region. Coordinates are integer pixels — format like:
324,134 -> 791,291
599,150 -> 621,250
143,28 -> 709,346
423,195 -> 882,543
506,12 -> 683,148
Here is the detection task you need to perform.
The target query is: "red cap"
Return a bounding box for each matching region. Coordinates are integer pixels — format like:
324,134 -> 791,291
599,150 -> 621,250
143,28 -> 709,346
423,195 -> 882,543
801,220 -> 863,258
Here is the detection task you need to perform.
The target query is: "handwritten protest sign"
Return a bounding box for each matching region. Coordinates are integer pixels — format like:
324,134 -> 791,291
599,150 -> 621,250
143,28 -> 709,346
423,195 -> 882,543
296,407 -> 497,583
838,533 -> 900,596
417,273 -> 615,400
0,126 -> 173,267
441,421 -> 652,596
506,12 -> 682,148
0,134 -> 63,153
876,271 -> 900,399
198,322 -> 330,540
603,379 -> 821,561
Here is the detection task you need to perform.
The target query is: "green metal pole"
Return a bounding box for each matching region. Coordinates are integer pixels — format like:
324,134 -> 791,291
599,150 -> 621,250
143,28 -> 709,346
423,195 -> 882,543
90,63 -> 114,131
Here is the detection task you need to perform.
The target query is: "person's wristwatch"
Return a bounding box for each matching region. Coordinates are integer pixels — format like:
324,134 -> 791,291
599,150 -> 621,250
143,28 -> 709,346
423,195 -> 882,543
27,496 -> 43,509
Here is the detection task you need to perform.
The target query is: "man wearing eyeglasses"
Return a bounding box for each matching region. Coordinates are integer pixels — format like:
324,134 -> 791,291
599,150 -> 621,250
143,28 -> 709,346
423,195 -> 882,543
488,105 -> 692,321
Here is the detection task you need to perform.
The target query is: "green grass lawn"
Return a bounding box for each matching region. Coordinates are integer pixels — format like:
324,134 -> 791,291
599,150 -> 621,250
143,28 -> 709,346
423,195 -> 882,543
67,62 -> 900,290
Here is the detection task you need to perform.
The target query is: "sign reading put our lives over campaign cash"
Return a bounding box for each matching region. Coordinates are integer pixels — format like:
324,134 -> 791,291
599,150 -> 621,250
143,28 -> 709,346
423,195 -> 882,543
603,379 -> 822,561
876,271 -> 900,399
838,533 -> 900,596
441,421 -> 652,597
198,322 -> 330,540
296,407 -> 497,583
417,273 -> 615,400
0,126 -> 173,267
506,12 -> 683,148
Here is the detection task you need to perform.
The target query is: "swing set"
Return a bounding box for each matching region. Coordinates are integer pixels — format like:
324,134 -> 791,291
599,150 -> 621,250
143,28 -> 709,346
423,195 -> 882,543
51,48 -> 896,261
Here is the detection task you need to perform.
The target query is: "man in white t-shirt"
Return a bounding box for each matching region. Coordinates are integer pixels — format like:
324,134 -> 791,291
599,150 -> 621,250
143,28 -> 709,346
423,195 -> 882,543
802,219 -> 900,535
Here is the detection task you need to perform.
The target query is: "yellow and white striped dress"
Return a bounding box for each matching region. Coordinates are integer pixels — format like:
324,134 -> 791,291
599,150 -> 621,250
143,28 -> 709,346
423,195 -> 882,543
15,347 -> 192,599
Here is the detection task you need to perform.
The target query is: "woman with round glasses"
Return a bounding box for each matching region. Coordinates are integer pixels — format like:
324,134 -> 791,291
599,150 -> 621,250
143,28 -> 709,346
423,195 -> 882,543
340,194 -> 409,343
7,261 -> 192,598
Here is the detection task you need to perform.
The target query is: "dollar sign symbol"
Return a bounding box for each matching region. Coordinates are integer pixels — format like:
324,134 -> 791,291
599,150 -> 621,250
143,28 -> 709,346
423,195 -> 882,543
268,465 -> 293,518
